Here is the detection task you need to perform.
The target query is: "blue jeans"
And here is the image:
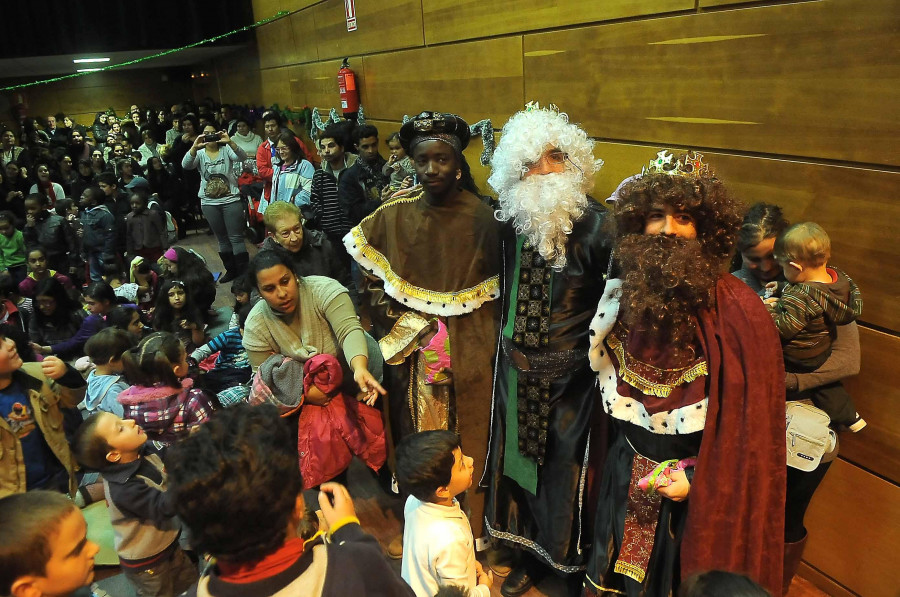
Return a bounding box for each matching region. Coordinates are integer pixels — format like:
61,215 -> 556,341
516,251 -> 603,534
87,252 -> 106,282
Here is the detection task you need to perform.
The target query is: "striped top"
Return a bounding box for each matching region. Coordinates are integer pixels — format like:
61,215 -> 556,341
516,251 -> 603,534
309,169 -> 351,241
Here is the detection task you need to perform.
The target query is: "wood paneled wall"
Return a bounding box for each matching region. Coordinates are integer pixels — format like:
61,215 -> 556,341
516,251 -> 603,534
0,69 -> 193,133
236,1 -> 899,594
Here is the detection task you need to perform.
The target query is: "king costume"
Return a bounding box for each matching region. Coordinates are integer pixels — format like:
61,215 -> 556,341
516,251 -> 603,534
345,112 -> 500,536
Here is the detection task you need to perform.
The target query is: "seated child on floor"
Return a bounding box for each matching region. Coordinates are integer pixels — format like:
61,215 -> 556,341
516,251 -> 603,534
766,222 -> 865,431
152,280 -> 207,354
107,305 -> 148,343
117,331 -> 215,444
80,328 -> 133,419
190,304 -> 252,405
165,403 -> 415,597
227,274 -> 255,329
0,490 -> 100,597
397,430 -> 493,597
72,412 -> 198,596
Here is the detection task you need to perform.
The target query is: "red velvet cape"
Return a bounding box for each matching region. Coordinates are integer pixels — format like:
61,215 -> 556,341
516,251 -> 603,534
683,275 -> 786,595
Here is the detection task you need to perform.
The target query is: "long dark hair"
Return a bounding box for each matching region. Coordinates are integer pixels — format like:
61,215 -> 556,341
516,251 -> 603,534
33,277 -> 81,327
122,331 -> 184,388
152,279 -> 204,332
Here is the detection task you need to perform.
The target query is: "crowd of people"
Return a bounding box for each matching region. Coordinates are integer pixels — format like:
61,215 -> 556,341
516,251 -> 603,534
0,102 -> 865,597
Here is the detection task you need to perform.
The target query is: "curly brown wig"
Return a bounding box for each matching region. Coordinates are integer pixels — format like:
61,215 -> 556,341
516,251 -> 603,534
610,170 -> 744,356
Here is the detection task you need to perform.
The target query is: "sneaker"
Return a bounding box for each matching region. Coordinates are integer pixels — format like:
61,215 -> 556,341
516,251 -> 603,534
848,413 -> 867,433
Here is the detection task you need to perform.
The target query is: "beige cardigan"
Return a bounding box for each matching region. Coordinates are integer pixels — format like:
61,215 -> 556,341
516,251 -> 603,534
242,275 -> 367,370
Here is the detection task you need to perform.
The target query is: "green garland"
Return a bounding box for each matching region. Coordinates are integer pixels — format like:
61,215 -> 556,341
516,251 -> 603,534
268,104 -> 312,133
1,11 -> 290,92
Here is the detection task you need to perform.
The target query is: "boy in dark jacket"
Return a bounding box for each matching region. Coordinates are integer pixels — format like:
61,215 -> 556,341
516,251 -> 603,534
22,194 -> 75,275
79,186 -> 116,281
167,404 -> 415,597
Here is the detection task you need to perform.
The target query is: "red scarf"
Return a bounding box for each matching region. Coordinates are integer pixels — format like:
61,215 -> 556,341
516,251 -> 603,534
217,537 -> 306,583
39,181 -> 58,206
681,275 -> 786,596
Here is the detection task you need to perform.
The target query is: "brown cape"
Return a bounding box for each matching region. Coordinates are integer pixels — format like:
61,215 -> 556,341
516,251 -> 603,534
345,188 -> 501,536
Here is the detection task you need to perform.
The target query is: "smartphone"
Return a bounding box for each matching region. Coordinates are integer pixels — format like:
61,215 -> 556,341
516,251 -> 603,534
202,133 -> 221,143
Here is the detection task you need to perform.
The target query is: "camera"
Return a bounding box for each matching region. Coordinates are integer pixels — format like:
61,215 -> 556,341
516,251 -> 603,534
202,133 -> 221,143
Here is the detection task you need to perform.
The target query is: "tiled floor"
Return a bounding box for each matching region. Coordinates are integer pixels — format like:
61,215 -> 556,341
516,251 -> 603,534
92,229 -> 833,597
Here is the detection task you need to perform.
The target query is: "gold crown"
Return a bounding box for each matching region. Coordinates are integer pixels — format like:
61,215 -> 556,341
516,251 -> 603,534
642,150 -> 712,179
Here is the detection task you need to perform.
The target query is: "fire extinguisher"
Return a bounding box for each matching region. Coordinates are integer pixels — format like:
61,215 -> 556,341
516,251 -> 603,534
337,58 -> 359,121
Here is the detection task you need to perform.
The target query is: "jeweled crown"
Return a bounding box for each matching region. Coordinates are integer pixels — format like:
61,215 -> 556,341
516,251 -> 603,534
642,150 -> 712,179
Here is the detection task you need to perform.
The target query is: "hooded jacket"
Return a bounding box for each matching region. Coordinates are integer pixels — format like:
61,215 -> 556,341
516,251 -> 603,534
81,204 -> 117,256
769,266 -> 862,367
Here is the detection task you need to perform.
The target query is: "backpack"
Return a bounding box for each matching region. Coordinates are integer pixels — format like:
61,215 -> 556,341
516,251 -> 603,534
148,197 -> 178,245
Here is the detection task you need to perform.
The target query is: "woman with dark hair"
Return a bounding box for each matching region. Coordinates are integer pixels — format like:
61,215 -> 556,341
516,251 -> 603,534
231,117 -> 262,157
260,131 -> 315,215
159,246 -> 217,314
28,277 -> 87,360
71,159 -> 96,202
92,112 -> 109,146
242,249 -> 384,400
1,162 -> 29,221
182,123 -> 248,283
56,155 -> 76,195
731,201 -> 861,594
29,163 -> 64,207
90,149 -> 106,176
168,113 -> 202,226
21,118 -> 50,155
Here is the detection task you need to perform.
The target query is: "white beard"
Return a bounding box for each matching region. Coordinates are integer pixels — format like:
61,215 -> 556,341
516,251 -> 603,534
494,170 -> 588,270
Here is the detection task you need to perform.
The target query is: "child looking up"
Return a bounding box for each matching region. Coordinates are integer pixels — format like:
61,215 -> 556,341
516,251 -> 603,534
767,222 -> 865,431
152,279 -> 206,353
397,430 -> 493,597
30,281 -> 113,360
81,328 -> 134,418
117,331 -> 214,444
0,211 -> 27,284
72,412 -> 198,596
28,278 -> 86,362
18,246 -> 74,298
0,490 -> 100,597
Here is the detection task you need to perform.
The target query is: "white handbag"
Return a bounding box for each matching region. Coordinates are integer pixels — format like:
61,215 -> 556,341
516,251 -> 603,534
785,401 -> 835,472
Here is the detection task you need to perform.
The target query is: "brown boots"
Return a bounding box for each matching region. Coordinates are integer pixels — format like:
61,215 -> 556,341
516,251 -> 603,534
782,532 -> 808,595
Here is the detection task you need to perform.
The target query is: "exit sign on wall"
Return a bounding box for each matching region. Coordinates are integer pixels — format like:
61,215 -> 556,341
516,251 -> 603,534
345,0 -> 357,31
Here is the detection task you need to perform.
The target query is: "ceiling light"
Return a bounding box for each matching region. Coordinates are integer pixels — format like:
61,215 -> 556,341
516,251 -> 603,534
77,68 -> 103,72
73,58 -> 110,64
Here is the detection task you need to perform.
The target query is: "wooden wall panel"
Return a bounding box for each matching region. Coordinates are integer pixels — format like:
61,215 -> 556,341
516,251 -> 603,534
592,142 -> 900,332
841,328 -> 900,483
255,16 -> 299,69
289,8 -> 319,64
218,71 -> 264,106
252,0 -> 285,21
260,66 -> 293,108
804,458 -> 900,597
365,118 -> 496,193
699,0 -> 770,6
312,0 -> 424,61
525,0 -> 900,166
423,0 -> 692,45
362,37 -> 524,127
290,57 -> 362,113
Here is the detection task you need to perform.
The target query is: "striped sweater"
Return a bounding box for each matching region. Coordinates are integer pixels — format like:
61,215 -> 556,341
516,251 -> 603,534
309,169 -> 351,242
768,266 -> 862,370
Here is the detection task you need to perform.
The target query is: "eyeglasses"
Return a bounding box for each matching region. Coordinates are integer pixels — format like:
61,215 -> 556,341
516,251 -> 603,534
519,150 -> 583,180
